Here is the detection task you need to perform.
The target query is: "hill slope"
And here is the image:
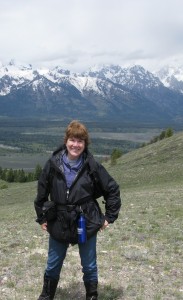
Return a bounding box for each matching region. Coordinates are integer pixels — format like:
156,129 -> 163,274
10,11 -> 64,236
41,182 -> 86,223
106,131 -> 183,189
0,134 -> 183,299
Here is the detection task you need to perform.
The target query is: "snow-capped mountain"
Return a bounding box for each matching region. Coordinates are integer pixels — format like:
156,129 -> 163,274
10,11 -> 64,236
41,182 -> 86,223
84,64 -> 162,90
0,60 -> 35,96
155,65 -> 183,94
0,60 -> 183,124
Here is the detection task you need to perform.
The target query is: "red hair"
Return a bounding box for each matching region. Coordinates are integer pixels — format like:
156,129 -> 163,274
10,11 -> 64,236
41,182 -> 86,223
64,120 -> 90,147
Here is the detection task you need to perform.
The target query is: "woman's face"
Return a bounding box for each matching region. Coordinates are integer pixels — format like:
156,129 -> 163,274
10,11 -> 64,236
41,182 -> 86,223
66,137 -> 85,160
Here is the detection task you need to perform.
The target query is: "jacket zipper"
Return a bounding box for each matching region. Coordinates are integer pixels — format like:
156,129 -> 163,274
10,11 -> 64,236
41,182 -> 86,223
69,161 -> 87,191
65,169 -> 82,203
66,189 -> 69,200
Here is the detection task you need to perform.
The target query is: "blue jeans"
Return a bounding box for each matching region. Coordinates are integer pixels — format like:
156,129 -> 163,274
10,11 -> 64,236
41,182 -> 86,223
45,234 -> 98,283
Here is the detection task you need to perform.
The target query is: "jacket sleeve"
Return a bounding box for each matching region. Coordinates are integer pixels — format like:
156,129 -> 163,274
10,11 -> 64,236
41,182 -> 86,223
34,160 -> 51,224
97,163 -> 121,223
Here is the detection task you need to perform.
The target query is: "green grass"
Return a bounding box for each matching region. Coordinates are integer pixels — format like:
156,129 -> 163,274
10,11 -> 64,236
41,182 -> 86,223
1,132 -> 183,299
106,131 -> 183,189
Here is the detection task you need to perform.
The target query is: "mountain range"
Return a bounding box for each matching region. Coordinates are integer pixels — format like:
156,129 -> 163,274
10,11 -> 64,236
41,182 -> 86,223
0,60 -> 183,125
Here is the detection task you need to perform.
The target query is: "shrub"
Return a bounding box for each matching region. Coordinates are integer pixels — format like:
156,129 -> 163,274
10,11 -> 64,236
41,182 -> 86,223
111,149 -> 123,165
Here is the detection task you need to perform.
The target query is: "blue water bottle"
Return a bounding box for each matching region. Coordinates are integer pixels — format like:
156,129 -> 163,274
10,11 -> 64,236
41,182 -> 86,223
77,213 -> 87,244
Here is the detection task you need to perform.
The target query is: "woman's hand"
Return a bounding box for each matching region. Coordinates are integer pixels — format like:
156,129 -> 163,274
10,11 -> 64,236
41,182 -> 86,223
41,222 -> 47,231
100,219 -> 109,231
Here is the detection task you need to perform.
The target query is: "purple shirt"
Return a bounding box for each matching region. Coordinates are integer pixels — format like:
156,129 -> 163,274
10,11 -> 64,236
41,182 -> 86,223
62,153 -> 83,188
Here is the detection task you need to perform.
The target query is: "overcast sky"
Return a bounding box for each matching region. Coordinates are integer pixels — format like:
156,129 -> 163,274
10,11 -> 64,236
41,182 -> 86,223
0,0 -> 183,72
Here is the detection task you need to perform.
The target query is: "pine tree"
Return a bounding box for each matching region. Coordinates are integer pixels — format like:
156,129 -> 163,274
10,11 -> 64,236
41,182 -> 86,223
111,149 -> 122,165
165,128 -> 174,138
34,164 -> 42,180
17,169 -> 26,183
6,168 -> 15,182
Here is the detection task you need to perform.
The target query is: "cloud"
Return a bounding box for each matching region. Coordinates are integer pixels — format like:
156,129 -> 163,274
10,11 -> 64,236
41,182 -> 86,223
0,0 -> 183,71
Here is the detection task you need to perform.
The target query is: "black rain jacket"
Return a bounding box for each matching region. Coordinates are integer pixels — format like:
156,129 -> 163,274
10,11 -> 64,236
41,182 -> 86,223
34,145 -> 121,244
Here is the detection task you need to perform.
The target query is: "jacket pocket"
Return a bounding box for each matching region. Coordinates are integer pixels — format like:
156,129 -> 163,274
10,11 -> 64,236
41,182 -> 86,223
85,201 -> 105,237
42,201 -> 57,222
47,214 -> 67,242
47,212 -> 78,243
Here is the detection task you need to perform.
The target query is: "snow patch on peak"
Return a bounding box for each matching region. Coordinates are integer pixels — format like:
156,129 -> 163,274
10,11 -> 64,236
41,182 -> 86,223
70,75 -> 106,96
52,66 -> 71,76
0,61 -> 34,81
69,76 -> 87,92
155,65 -> 183,90
37,68 -> 49,76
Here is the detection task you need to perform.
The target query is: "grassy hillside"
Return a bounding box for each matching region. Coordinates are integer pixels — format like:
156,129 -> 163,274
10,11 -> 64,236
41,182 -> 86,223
107,131 -> 183,189
0,132 -> 183,299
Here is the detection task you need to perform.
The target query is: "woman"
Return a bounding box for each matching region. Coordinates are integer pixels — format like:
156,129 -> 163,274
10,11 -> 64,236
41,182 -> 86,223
34,120 -> 121,300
